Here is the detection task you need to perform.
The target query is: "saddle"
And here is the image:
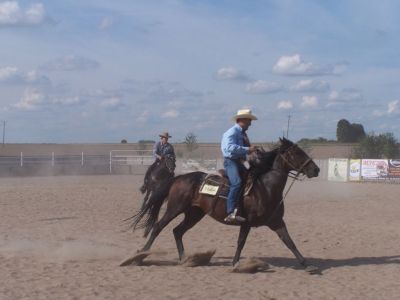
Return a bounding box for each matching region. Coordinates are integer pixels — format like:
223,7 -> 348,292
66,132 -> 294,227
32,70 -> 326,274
199,171 -> 230,199
199,169 -> 255,199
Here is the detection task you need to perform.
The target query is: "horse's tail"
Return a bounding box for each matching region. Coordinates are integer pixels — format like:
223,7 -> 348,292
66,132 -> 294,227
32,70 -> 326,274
128,177 -> 174,238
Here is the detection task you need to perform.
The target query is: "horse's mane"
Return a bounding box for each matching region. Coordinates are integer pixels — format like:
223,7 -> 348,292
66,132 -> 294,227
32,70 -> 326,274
248,138 -> 294,175
248,147 -> 278,175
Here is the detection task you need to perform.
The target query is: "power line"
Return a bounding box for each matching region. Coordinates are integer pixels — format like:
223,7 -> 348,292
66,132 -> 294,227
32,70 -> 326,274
2,120 -> 5,146
286,115 -> 291,139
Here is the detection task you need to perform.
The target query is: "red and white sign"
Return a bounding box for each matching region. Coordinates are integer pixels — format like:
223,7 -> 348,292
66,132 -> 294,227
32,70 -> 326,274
361,159 -> 388,179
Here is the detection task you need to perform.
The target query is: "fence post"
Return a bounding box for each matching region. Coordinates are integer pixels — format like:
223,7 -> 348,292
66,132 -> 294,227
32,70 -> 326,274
20,152 -> 23,167
109,151 -> 112,174
52,152 -> 55,167
81,152 -> 84,166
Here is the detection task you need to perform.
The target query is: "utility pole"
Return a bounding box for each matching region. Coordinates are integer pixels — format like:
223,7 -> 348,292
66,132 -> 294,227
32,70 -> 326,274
2,120 -> 5,146
286,115 -> 291,139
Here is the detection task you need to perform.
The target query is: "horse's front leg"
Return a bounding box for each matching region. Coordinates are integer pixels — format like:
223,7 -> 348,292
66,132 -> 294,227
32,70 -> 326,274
232,224 -> 251,265
275,222 -> 319,273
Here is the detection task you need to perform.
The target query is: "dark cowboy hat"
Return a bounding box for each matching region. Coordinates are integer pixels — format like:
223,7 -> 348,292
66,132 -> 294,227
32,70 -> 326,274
159,132 -> 172,138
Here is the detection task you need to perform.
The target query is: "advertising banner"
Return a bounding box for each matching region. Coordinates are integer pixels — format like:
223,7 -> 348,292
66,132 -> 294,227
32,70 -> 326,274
349,159 -> 361,181
388,159 -> 400,178
361,159 -> 389,179
328,158 -> 348,182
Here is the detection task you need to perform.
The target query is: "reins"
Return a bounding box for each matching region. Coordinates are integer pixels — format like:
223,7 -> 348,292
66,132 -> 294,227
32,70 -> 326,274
261,144 -> 312,225
279,145 -> 312,200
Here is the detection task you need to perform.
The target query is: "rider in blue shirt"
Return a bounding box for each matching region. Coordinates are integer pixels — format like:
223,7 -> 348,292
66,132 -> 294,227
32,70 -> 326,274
140,132 -> 175,194
221,109 -> 257,223
152,133 -> 175,161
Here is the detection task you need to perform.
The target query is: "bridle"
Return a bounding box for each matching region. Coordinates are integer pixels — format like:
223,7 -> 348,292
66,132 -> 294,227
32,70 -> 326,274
162,156 -> 176,174
252,144 -> 312,224
262,144 -> 313,225
279,144 -> 312,177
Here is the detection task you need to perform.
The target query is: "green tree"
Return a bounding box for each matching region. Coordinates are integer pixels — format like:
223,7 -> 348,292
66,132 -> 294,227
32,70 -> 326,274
336,119 -> 352,142
354,132 -> 399,158
184,132 -> 199,153
336,119 -> 366,142
351,123 -> 366,142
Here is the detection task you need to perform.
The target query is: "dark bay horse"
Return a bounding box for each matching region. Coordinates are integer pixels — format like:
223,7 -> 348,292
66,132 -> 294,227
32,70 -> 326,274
130,138 -> 320,268
140,155 -> 175,209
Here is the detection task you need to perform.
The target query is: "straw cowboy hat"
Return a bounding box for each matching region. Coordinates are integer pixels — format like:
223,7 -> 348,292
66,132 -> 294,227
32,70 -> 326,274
232,109 -> 258,122
159,132 -> 172,138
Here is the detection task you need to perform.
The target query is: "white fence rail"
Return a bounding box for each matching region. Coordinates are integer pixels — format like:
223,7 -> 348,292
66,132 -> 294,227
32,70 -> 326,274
109,150 -> 153,173
0,153 -> 330,179
2,153 -> 398,183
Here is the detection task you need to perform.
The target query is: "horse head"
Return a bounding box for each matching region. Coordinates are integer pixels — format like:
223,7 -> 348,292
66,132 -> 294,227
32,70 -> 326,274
151,155 -> 176,182
278,137 -> 320,178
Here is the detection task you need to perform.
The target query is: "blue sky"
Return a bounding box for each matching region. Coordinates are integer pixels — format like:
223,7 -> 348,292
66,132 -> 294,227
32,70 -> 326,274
1,0 -> 399,143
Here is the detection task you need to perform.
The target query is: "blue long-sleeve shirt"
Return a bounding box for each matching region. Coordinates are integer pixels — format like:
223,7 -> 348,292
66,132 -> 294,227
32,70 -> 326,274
153,142 -> 175,160
221,124 -> 250,159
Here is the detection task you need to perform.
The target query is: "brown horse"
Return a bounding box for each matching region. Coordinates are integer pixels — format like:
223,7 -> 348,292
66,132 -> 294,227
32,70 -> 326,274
140,155 -> 175,210
130,138 -> 320,269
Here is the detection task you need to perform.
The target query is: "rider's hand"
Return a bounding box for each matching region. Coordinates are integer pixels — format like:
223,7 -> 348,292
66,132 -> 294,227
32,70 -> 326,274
248,146 -> 257,154
156,155 -> 162,160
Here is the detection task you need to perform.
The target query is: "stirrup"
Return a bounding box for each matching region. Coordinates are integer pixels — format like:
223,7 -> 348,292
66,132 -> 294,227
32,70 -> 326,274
224,209 -> 246,223
243,181 -> 254,196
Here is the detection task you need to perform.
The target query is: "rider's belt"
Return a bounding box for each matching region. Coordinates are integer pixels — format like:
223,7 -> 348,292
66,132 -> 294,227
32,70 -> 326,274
224,157 -> 245,164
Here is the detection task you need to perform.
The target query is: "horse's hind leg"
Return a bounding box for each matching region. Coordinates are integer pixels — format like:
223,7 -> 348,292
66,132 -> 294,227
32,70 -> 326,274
140,207 -> 182,252
173,206 -> 205,260
141,190 -> 151,210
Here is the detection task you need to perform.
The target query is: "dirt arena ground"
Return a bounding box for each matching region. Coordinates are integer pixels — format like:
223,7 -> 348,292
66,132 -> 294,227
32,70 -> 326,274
1,175 -> 399,300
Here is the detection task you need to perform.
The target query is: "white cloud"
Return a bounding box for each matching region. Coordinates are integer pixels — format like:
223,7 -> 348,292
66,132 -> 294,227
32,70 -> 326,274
290,79 -> 330,92
273,54 -> 347,76
0,1 -> 45,26
99,16 -> 113,30
301,95 -> 318,107
0,67 -> 50,85
387,100 -> 399,114
0,66 -> 18,80
245,80 -> 283,94
215,67 -> 248,81
162,109 -> 179,118
41,55 -> 100,71
195,120 -> 214,129
81,111 -> 90,118
52,96 -> 81,106
167,100 -> 184,108
277,100 -> 293,110
373,110 -> 384,117
137,110 -> 149,123
328,88 -> 362,104
14,88 -> 45,110
100,97 -> 121,108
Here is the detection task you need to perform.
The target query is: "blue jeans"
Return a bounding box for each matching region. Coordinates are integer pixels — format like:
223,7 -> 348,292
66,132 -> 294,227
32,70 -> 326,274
224,158 -> 246,214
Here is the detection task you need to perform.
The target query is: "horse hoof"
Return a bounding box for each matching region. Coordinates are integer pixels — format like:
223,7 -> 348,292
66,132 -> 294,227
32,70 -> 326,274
305,265 -> 320,274
120,251 -> 152,266
181,249 -> 216,267
232,258 -> 267,273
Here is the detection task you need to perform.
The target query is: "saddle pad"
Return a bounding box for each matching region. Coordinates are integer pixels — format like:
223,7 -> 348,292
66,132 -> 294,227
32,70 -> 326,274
199,174 -> 229,198
200,184 -> 219,195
